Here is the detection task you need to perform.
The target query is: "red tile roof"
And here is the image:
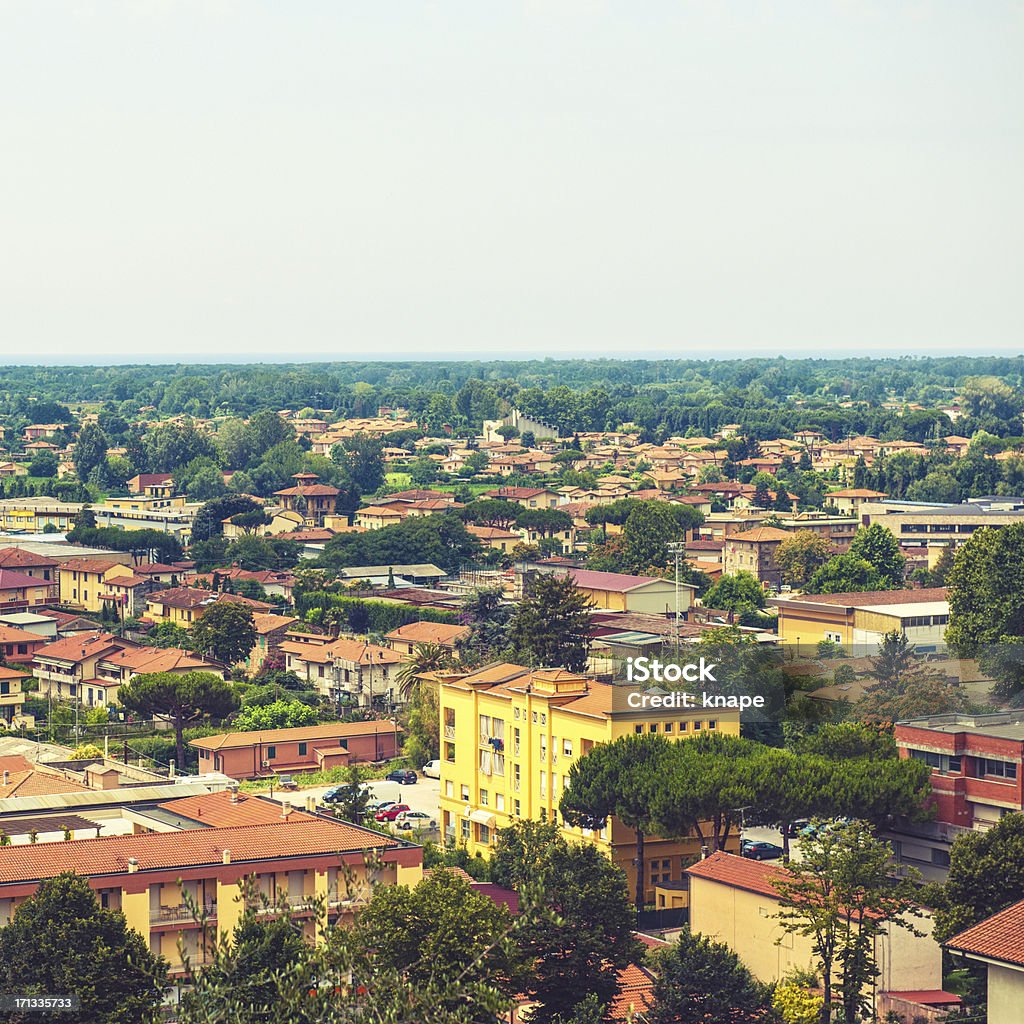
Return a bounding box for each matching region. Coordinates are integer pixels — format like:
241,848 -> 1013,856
383,621 -> 470,645
885,991 -> 961,1006
33,632 -> 126,663
0,548 -> 57,569
685,851 -> 786,899
0,818 -> 398,884
191,720 -> 401,751
730,526 -> 792,543
0,569 -> 47,590
0,626 -> 45,647
946,898 -> 1024,967
157,791 -> 316,828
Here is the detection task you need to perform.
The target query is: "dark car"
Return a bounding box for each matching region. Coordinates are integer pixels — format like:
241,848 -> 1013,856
386,769 -> 417,785
321,786 -> 345,804
740,840 -> 784,861
783,819 -> 811,837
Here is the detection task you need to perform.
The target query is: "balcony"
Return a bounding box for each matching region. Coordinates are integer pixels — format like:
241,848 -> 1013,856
444,725 -> 456,740
152,903 -> 217,924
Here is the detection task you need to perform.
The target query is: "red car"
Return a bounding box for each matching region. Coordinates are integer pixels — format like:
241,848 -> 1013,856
375,803 -> 410,822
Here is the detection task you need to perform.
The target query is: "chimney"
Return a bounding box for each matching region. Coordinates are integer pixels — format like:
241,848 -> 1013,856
2,771 -> 8,786
229,790 -> 239,804
281,800 -> 292,819
700,845 -> 710,860
127,857 -> 139,874
222,849 -> 231,865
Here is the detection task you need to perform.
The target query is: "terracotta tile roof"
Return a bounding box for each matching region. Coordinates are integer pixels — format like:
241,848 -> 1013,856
274,483 -> 340,497
0,818 -> 398,884
0,626 -> 45,647
885,991 -> 961,1006
0,547 -> 57,569
33,632 -> 125,663
280,639 -> 333,663
684,851 -> 786,899
191,720 -> 401,751
946,898 -> 1024,967
55,557 -> 127,573
0,569 -> 47,590
729,526 -> 792,543
156,790 -> 316,828
324,637 -> 402,665
0,769 -> 89,800
609,964 -> 655,1021
466,524 -> 521,540
383,621 -> 470,645
147,587 -> 271,613
100,646 -> 221,674
252,613 -> 298,634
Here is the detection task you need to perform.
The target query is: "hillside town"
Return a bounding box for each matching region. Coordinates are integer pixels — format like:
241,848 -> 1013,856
0,360 -> 1020,1022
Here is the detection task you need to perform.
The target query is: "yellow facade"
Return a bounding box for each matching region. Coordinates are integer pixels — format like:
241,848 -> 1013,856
438,664 -> 740,905
58,561 -> 134,613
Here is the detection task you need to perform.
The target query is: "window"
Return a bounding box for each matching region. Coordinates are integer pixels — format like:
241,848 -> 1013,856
532,711 -> 538,723
539,736 -> 547,761
461,819 -> 471,839
540,713 -> 546,725
461,784 -> 470,801
694,721 -> 702,731
678,721 -> 688,732
977,758 -> 1017,780
708,720 -> 717,730
664,722 -> 673,733
910,749 -> 962,774
266,746 -> 276,759
635,725 -> 643,734
650,723 -> 658,733
514,728 -> 521,756
445,742 -> 456,763
514,707 -> 520,719
932,848 -> 951,867
298,743 -> 307,756
540,771 -> 547,798
445,781 -> 454,798
480,789 -> 489,806
514,800 -> 521,816
563,738 -> 573,757
495,793 -> 505,811
0,683 -> 8,696
514,764 -> 521,792
650,858 -> 673,885
477,824 -> 491,844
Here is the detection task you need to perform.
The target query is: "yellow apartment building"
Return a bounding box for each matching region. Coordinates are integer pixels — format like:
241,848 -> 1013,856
0,497 -> 82,533
57,557 -> 137,613
437,663 -> 741,905
0,808 -> 421,976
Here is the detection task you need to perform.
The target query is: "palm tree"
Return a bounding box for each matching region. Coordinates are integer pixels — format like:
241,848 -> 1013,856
396,642 -> 454,701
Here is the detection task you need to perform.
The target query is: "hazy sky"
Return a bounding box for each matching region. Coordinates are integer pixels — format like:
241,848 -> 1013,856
2,1 -> 1022,364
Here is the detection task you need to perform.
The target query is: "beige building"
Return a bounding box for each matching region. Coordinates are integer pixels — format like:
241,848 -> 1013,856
687,852 -> 943,999
721,526 -> 790,587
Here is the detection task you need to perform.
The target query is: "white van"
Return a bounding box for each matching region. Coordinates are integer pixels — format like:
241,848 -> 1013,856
421,760 -> 441,778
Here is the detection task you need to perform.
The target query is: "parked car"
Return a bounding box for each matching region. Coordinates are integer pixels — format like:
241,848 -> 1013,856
386,769 -> 417,785
421,760 -> 441,779
366,800 -> 396,815
321,786 -> 345,803
783,819 -> 811,837
375,803 -> 411,822
396,811 -> 436,829
740,839 -> 784,861
277,775 -> 297,790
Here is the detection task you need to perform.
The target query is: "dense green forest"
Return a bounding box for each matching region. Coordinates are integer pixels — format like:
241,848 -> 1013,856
2,356 -> 1023,441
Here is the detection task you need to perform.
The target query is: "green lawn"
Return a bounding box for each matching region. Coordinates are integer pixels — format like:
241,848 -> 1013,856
384,472 -> 411,488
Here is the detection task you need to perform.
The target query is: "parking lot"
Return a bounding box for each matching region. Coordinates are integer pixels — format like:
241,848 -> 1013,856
269,774 -> 442,834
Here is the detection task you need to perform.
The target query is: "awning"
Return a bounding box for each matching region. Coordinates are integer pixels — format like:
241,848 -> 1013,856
468,809 -> 495,826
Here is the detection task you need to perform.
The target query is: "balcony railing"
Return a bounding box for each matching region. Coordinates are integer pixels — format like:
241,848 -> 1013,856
152,902 -> 217,924
444,725 -> 456,740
